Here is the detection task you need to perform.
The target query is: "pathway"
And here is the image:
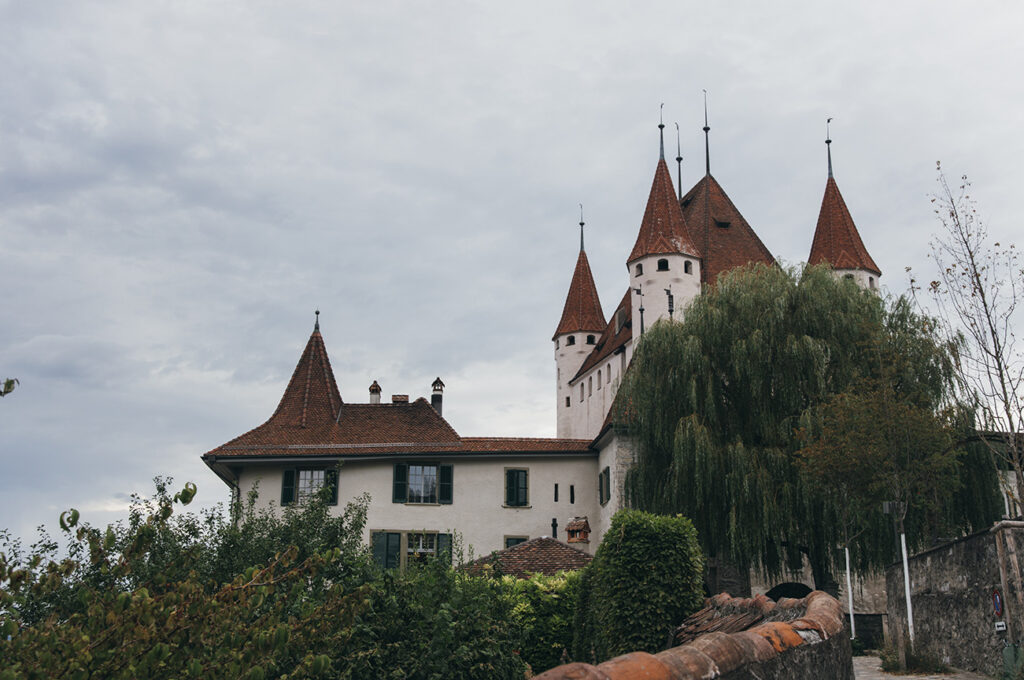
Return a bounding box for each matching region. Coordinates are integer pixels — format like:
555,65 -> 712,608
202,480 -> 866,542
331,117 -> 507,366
853,656 -> 992,680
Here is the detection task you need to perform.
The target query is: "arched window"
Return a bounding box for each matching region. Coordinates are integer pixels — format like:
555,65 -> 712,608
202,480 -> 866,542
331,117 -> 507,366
684,261 -> 692,275
635,263 -> 643,276
555,338 -> 559,349
657,258 -> 669,271
586,334 -> 596,345
869,276 -> 876,289
597,371 -> 602,389
579,384 -> 584,402
588,377 -> 592,396
566,335 -> 576,346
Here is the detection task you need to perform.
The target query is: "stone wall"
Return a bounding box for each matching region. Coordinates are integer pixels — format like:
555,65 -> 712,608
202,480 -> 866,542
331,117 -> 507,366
886,522 -> 1024,676
535,591 -> 853,679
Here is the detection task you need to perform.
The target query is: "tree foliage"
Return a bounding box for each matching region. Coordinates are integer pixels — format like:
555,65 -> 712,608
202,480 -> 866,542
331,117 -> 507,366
619,264 -> 1000,584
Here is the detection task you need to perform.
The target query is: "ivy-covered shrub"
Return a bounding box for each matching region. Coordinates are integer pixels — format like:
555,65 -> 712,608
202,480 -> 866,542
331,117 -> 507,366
573,509 -> 704,661
502,571 -> 581,673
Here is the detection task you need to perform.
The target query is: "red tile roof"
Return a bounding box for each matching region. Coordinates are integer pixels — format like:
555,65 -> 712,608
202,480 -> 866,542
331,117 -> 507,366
553,249 -> 606,339
680,174 -> 774,285
570,289 -> 632,384
808,177 -> 880,276
462,537 -> 593,578
627,159 -> 701,264
269,328 -> 342,429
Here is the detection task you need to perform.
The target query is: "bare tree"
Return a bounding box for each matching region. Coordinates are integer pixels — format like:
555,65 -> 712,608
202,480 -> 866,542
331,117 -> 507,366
923,163 -> 1024,513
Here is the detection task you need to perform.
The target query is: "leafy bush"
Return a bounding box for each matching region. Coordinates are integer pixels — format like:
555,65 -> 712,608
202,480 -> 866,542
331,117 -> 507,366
502,571 -> 581,673
573,509 -> 704,662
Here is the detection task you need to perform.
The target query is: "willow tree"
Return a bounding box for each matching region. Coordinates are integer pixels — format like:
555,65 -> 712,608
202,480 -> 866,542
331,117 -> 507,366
618,263 -> 999,590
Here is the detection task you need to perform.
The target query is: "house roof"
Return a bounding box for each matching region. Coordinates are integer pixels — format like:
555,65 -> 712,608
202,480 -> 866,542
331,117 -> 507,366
627,159 -> 701,264
553,248 -> 606,339
679,174 -> 774,285
462,536 -> 594,578
273,327 -> 343,429
808,177 -> 880,275
569,289 -> 632,384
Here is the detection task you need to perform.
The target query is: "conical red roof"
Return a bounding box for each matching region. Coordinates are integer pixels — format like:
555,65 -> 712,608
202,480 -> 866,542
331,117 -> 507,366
554,249 -> 606,339
269,327 -> 343,428
627,159 -> 701,264
680,174 -> 774,285
808,177 -> 880,276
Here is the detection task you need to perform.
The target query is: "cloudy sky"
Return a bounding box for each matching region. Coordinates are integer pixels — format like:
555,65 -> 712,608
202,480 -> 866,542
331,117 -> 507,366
3,1 -> 1021,542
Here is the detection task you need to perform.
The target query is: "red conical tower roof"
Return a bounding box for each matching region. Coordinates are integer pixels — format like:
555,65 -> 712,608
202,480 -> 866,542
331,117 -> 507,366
627,159 -> 701,264
808,177 -> 880,276
268,324 -> 343,428
553,249 -> 606,340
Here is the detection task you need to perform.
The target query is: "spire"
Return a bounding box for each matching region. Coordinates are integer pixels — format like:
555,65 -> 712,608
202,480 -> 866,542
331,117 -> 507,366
314,308 -> 320,331
579,204 -> 585,252
702,89 -> 711,176
658,103 -> 666,161
808,163 -> 881,276
269,324 -> 343,428
628,156 -> 700,264
554,235 -> 606,340
675,122 -> 683,201
826,117 -> 834,178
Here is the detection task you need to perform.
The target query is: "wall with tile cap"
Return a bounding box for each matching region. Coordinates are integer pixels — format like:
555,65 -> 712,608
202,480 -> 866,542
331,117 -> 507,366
534,591 -> 853,680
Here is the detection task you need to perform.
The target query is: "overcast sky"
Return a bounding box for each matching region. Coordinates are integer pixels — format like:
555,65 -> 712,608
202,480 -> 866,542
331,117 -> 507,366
3,1 -> 1021,543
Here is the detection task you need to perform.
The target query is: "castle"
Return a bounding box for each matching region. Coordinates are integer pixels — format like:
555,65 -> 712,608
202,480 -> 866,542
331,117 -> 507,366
202,120 -> 880,568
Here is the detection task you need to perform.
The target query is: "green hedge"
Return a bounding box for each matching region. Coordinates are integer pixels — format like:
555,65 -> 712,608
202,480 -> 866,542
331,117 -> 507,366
501,571 -> 581,673
573,509 -> 704,662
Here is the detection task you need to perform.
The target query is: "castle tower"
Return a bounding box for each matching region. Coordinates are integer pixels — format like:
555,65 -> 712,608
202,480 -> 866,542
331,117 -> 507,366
626,125 -> 702,331
808,129 -> 881,290
553,225 -> 606,438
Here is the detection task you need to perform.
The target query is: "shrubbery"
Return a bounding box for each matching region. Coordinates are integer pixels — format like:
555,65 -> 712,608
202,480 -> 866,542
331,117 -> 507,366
502,571 -> 581,672
573,509 -> 704,662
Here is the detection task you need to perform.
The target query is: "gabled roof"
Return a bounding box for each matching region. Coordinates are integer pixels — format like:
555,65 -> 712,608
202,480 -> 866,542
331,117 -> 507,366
553,249 -> 606,339
462,536 -> 593,578
680,174 -> 774,285
808,177 -> 880,276
627,159 -> 701,264
570,289 -> 632,384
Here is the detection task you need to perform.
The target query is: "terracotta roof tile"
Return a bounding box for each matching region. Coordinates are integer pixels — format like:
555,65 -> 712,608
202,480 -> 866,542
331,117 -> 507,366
462,537 -> 593,578
570,289 -> 632,384
680,174 -> 774,285
627,159 -> 701,264
553,249 -> 606,339
808,177 -> 880,275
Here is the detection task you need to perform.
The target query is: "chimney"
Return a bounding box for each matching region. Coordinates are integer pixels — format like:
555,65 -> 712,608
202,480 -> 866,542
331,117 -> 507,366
369,380 -> 381,405
431,377 -> 445,416
391,394 -> 409,404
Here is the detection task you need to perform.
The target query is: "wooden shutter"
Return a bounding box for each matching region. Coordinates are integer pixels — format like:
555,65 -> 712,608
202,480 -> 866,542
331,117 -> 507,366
439,464 -> 453,504
385,532 -> 401,569
517,470 -> 528,506
281,469 -> 295,506
326,469 -> 339,506
392,463 -> 408,503
371,531 -> 386,566
505,469 -> 515,506
438,533 -> 452,563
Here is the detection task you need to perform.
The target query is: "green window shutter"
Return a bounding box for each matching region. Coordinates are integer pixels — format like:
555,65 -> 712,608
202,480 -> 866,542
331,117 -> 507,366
281,469 -> 295,506
393,463 -> 408,503
505,469 -> 515,506
438,533 -> 452,563
518,471 -> 528,506
371,531 -> 386,566
326,469 -> 339,506
385,532 -> 401,569
439,464 -> 453,504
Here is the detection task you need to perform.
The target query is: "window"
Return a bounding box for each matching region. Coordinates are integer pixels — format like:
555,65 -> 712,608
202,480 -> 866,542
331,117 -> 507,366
505,468 -> 529,507
588,377 -> 592,396
566,335 -> 576,346
599,466 -> 611,505
392,463 -> 453,504
715,219 -> 731,229
635,263 -> 643,276
281,468 -> 338,506
606,365 -> 611,383
555,338 -> 559,349
586,334 -> 596,345
684,261 -> 692,275
597,371 -> 602,390
579,384 -> 584,402
554,483 -> 559,502
657,258 -> 669,271
869,276 -> 876,289
505,536 -> 528,548
844,273 -> 855,280
371,530 -> 452,569
565,396 -> 570,407
570,484 -> 575,504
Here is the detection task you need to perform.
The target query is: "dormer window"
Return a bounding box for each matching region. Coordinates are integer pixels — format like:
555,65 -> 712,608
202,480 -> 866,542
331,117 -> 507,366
566,335 -> 576,346
635,263 -> 643,276
615,308 -> 627,334
657,258 -> 669,271
715,219 -> 731,229
586,334 -> 596,345
684,261 -> 692,275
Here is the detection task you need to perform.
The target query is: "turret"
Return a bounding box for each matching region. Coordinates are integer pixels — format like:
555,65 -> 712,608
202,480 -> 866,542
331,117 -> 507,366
553,212 -> 606,437
808,122 -> 881,290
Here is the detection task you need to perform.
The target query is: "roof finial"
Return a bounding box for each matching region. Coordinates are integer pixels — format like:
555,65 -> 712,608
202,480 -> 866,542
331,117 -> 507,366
658,103 -> 666,160
579,203 -> 585,251
702,89 -> 711,176
826,117 -> 833,179
674,122 -> 683,201
314,309 -> 320,331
